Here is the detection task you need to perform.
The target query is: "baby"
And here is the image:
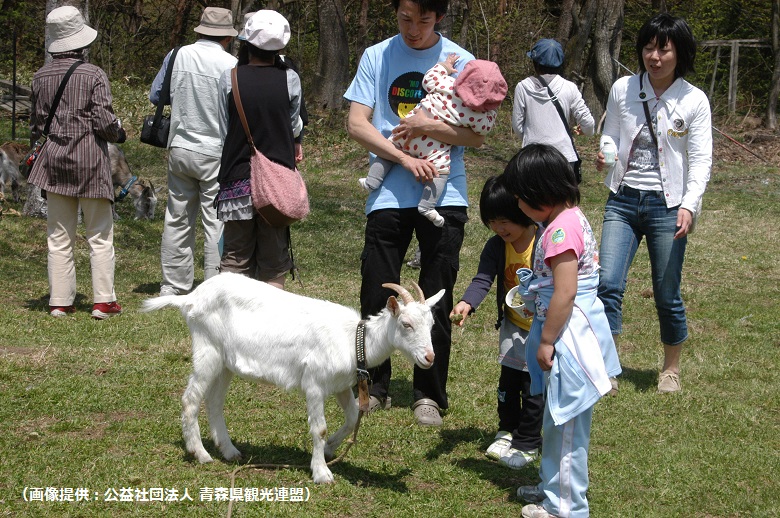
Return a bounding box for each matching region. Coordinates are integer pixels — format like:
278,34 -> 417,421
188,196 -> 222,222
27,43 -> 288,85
360,54 -> 507,227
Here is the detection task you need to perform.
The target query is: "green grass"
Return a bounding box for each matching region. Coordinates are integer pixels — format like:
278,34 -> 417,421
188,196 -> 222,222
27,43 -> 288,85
1,112 -> 778,517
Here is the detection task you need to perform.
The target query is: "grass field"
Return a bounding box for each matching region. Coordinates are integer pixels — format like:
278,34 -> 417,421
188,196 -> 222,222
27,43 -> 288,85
0,113 -> 778,517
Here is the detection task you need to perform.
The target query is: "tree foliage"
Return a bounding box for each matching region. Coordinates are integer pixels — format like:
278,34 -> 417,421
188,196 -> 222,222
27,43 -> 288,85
0,0 -> 776,124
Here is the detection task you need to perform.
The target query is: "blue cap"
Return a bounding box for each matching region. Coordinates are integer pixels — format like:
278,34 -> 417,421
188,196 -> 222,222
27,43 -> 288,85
526,39 -> 564,68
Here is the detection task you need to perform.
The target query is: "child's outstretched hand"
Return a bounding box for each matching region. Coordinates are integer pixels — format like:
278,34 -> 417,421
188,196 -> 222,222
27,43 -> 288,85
449,301 -> 471,327
442,53 -> 460,75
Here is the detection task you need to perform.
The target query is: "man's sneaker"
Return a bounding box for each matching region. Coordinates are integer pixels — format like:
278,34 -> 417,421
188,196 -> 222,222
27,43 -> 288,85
485,431 -> 513,461
521,503 -> 556,518
50,305 -> 75,317
499,447 -> 538,469
159,285 -> 179,297
517,484 -> 545,503
92,302 -> 122,320
657,371 -> 681,394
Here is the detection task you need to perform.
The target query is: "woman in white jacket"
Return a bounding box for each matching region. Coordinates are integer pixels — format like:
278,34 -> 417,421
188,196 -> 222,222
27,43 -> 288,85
595,13 -> 712,394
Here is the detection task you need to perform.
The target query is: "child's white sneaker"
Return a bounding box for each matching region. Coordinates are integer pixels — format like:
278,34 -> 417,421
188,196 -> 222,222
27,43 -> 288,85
499,447 -> 538,469
485,430 -> 512,461
521,503 -> 555,517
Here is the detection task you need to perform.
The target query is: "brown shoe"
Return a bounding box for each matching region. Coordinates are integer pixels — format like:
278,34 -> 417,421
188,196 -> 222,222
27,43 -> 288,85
657,371 -> 681,394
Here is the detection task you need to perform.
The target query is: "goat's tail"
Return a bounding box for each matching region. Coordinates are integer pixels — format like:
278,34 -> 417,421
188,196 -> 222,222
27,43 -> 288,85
139,294 -> 187,313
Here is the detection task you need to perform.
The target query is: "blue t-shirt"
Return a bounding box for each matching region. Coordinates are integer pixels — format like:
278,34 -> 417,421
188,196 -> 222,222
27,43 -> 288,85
344,34 -> 475,214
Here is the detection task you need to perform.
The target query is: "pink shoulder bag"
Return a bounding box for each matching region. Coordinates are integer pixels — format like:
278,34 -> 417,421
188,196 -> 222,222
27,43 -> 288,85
230,67 -> 309,227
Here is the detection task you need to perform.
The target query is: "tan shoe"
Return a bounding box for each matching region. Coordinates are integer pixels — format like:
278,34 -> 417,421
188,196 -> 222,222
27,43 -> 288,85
657,371 -> 682,394
411,398 -> 442,426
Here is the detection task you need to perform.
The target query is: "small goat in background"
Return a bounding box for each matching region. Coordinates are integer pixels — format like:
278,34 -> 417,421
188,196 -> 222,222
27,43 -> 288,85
108,143 -> 158,220
142,272 -> 445,484
0,142 -> 25,203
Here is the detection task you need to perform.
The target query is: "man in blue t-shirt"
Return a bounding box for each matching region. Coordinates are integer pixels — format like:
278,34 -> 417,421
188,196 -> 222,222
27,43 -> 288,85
344,0 -> 484,426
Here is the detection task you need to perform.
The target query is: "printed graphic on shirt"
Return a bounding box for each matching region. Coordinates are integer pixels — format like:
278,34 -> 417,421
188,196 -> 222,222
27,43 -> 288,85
388,71 -> 425,119
550,228 -> 565,244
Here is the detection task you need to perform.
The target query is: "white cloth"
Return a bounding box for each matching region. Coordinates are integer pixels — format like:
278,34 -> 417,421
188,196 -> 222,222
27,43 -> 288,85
600,73 -> 712,216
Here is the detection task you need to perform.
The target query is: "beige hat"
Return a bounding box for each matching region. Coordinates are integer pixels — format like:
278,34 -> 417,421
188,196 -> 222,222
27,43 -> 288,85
239,10 -> 290,51
193,7 -> 238,37
47,6 -> 98,53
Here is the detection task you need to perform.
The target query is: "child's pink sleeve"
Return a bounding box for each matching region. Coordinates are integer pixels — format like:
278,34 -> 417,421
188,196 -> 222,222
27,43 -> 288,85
542,211 -> 585,266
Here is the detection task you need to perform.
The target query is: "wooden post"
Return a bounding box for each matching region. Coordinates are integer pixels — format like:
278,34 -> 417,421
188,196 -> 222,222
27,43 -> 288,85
729,41 -> 739,114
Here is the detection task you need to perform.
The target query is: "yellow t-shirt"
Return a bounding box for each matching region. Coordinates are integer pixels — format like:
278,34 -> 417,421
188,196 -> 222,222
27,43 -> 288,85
504,239 -> 534,330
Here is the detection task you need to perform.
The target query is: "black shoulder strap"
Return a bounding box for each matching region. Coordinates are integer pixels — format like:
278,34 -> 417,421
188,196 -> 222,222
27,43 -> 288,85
152,46 -> 181,123
537,75 -> 580,162
43,60 -> 82,136
639,73 -> 659,149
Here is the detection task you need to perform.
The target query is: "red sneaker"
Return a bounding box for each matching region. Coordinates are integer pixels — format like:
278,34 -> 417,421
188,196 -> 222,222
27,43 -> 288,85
50,305 -> 76,317
91,301 -> 122,320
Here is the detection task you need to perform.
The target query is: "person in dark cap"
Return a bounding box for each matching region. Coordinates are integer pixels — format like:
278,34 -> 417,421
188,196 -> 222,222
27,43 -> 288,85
512,38 -> 594,183
149,7 -> 237,298
28,6 -> 127,320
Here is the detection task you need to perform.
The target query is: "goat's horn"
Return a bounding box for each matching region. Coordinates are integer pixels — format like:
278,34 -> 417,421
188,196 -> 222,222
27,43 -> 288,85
382,283 -> 414,305
410,281 -> 425,303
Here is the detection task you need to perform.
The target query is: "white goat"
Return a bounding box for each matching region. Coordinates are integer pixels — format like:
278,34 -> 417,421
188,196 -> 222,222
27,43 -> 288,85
141,272 -> 445,484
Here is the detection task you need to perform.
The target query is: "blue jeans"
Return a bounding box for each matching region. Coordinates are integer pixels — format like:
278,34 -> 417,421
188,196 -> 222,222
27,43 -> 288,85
598,186 -> 688,345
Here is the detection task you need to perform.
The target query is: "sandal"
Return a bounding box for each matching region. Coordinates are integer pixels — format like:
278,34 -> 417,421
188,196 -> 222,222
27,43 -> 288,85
356,395 -> 391,413
411,398 -> 442,426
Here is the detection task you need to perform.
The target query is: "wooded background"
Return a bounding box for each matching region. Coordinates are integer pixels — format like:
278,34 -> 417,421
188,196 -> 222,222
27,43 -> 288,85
1,0 -> 778,129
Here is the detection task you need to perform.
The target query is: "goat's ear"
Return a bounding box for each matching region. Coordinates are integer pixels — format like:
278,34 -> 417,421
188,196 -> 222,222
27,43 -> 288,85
386,295 -> 401,316
425,289 -> 446,308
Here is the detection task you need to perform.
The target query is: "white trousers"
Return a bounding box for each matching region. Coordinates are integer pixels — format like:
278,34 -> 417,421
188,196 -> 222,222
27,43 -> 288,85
160,147 -> 223,292
46,192 -> 116,305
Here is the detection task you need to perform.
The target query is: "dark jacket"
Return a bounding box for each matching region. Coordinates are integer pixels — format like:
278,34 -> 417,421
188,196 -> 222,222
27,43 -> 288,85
459,226 -> 543,330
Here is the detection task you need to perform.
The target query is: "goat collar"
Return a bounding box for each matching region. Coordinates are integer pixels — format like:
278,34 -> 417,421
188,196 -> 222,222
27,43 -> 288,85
355,320 -> 370,412
115,175 -> 138,201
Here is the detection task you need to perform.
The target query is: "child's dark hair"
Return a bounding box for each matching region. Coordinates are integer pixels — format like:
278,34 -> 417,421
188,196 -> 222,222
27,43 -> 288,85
392,0 -> 449,17
500,144 -> 579,210
479,176 -> 535,228
636,13 -> 696,78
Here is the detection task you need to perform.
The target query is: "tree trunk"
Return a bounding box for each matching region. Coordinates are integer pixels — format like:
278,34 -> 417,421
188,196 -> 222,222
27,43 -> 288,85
311,0 -> 349,112
556,0 -> 577,47
564,0 -> 625,123
768,0 -> 780,130
489,0 -> 507,63
356,0 -> 370,61
172,0 -> 194,48
458,0 -> 471,49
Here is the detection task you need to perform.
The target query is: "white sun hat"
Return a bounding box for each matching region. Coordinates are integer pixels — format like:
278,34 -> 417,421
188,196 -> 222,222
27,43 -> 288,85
47,6 -> 98,53
239,10 -> 290,51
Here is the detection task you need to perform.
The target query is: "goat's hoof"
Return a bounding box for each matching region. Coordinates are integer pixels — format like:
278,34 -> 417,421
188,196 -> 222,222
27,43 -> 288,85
193,452 -> 214,464
312,469 -> 335,484
222,447 -> 242,462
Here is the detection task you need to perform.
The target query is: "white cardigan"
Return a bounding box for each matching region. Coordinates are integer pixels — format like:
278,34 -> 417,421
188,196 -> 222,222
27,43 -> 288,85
600,73 -> 712,216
